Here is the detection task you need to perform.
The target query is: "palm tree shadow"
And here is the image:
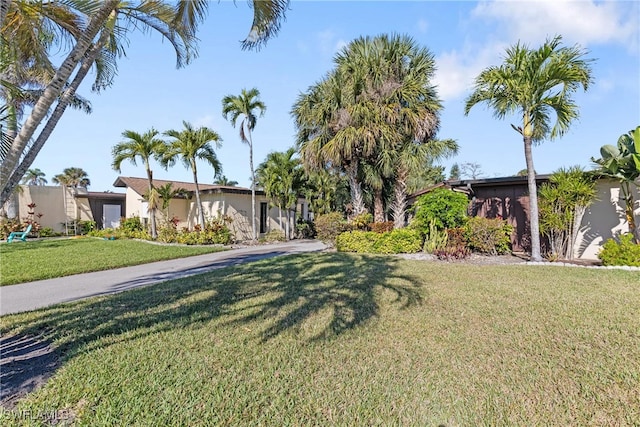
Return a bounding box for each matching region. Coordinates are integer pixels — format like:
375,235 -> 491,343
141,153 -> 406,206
1,253 -> 423,407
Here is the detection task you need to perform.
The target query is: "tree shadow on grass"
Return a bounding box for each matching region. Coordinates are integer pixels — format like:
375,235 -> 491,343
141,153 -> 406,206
1,253 -> 423,405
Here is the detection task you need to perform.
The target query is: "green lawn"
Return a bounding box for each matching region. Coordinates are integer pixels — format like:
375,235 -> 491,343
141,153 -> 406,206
0,238 -> 228,286
1,253 -> 638,425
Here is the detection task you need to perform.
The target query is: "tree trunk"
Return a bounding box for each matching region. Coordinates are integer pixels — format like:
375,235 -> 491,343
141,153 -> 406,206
247,127 -> 257,240
373,188 -> 384,223
622,182 -> 639,243
146,164 -> 157,239
0,0 -> 119,201
191,162 -> 205,228
391,167 -> 408,229
345,162 -> 365,216
1,26 -> 112,205
524,136 -> 542,261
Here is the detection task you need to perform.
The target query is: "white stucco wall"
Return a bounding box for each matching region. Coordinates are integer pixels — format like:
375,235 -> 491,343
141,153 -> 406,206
576,179 -> 640,260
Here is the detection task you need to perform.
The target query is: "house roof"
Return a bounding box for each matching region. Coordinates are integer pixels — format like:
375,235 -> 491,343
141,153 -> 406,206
113,176 -> 265,197
407,174 -> 552,204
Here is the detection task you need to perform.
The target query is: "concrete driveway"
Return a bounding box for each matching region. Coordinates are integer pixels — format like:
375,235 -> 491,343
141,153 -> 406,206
0,240 -> 327,316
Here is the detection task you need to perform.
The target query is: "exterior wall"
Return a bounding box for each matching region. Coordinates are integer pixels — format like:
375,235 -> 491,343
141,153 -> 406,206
124,187 -> 146,219
470,185 -> 532,253
576,179 -> 640,260
17,185 -> 72,232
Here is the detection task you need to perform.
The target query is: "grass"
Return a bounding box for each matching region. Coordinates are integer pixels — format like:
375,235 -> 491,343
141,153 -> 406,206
1,253 -> 639,425
0,238 -> 228,286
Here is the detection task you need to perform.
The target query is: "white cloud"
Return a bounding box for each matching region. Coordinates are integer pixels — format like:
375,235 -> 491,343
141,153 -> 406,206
316,29 -> 348,56
472,0 -> 639,50
434,41 -> 507,101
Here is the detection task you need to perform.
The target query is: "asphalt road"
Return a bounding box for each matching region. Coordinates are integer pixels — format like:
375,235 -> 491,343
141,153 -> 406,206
0,240 -> 327,316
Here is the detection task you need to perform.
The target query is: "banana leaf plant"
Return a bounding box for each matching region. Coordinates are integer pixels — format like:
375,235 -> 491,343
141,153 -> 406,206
592,126 -> 640,243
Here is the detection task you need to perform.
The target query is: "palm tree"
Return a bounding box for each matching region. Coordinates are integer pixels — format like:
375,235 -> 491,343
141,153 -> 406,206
256,148 -> 303,239
162,121 -> 223,228
591,125 -> 640,243
155,182 -> 187,222
52,167 -> 90,188
20,168 -> 47,186
214,175 -> 239,186
0,0 -> 289,206
222,88 -> 266,240
294,34 -> 445,221
464,35 -> 593,261
111,128 -> 166,239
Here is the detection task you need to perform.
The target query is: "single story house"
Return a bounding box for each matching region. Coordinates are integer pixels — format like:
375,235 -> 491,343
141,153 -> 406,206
113,176 -> 310,241
2,185 -> 125,233
408,175 -> 640,260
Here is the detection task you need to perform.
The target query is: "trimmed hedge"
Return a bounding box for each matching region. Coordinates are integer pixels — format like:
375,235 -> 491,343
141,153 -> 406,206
336,229 -> 423,254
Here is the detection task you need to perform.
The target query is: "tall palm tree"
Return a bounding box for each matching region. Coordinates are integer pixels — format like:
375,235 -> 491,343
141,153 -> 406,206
20,168 -> 47,186
293,34 -> 445,220
222,87 -> 266,240
256,148 -> 302,239
214,175 -> 239,186
1,0 -> 289,206
111,128 -> 166,239
465,35 -> 593,261
162,121 -> 223,228
52,167 -> 90,188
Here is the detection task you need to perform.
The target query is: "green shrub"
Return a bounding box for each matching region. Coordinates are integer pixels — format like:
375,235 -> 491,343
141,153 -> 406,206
423,220 -> 448,254
157,225 -> 179,243
410,188 -> 469,233
370,221 -> 394,233
78,220 -> 96,235
295,218 -> 316,239
120,216 -> 143,233
314,212 -> 348,245
336,229 -> 422,254
39,227 -> 60,237
262,230 -> 286,242
598,234 -> 640,266
464,217 -> 513,255
351,212 -> 373,230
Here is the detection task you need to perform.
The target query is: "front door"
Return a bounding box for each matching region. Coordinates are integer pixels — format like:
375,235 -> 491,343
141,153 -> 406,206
103,204 -> 121,229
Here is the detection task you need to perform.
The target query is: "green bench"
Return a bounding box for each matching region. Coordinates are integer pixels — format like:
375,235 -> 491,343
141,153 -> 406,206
7,224 -> 32,243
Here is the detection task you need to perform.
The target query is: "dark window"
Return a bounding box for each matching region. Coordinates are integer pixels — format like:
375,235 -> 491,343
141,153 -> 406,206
260,202 -> 268,234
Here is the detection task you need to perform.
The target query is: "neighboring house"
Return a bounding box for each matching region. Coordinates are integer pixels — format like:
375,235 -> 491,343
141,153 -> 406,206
2,185 -> 125,233
113,176 -> 310,241
408,175 -> 640,260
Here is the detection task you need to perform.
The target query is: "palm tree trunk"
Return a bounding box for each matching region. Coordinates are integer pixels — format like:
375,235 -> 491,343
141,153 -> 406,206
2,28 -> 110,204
524,136 -> 542,261
0,0 -> 118,200
248,127 -> 256,240
191,163 -> 206,228
373,188 -> 384,223
391,168 -> 408,229
345,162 -> 365,217
146,164 -> 158,239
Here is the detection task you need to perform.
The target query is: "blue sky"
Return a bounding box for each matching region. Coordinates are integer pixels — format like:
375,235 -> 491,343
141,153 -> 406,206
30,0 -> 640,191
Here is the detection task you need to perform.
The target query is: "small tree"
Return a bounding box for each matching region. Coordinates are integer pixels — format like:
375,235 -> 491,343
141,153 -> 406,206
538,166 -> 596,259
410,188 -> 469,233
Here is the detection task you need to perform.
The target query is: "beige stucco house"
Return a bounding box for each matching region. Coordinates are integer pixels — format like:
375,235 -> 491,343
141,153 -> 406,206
113,176 -> 310,241
2,185 -> 125,233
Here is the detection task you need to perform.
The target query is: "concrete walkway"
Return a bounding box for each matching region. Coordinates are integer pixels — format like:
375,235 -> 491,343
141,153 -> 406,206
0,240 -> 327,316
